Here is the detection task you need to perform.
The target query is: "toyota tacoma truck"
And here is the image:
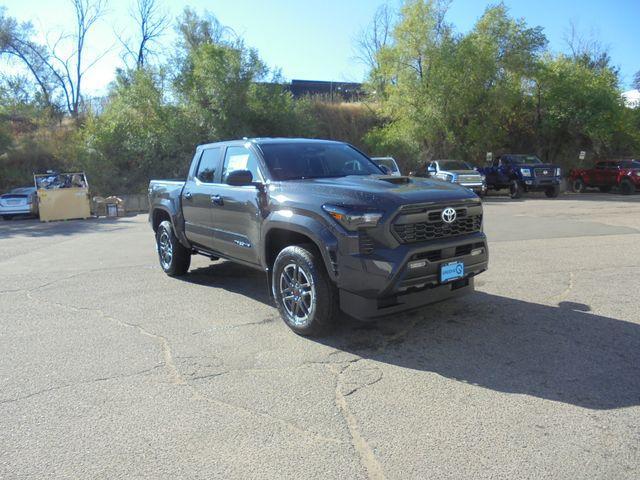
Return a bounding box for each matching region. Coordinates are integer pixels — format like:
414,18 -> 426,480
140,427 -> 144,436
479,154 -> 561,199
149,138 -> 488,335
569,159 -> 640,195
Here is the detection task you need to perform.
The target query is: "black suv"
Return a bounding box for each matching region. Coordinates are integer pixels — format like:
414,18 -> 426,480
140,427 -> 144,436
149,138 -> 488,335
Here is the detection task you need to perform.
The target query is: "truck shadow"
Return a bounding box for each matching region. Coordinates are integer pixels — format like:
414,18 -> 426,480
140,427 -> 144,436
320,293 -> 640,410
180,261 -> 639,410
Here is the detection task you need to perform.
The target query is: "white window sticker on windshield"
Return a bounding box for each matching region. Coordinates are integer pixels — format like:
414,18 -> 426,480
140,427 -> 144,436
228,154 -> 249,172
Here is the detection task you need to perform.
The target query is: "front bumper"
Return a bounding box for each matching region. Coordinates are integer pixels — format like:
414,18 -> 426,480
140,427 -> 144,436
522,177 -> 561,190
336,232 -> 488,320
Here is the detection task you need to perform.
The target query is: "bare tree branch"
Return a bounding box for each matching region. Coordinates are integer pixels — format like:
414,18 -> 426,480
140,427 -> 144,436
354,4 -> 393,72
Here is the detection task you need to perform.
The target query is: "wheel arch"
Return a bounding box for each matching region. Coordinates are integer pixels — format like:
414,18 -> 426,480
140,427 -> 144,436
262,214 -> 338,284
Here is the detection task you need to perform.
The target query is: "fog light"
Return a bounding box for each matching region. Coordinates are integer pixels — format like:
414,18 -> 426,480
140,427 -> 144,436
471,248 -> 483,256
408,260 -> 427,269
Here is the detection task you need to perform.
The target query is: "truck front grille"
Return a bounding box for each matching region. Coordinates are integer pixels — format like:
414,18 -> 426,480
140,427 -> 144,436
534,168 -> 554,177
457,175 -> 483,183
393,212 -> 482,243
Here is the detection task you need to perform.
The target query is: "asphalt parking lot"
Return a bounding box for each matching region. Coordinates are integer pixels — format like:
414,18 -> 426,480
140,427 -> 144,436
1,193 -> 639,479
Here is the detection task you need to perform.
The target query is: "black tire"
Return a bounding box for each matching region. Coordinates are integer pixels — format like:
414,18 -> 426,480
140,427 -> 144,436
598,186 -> 612,193
509,180 -> 522,199
1,215 -> 14,221
272,244 -> 338,336
156,220 -> 191,276
571,178 -> 585,193
545,185 -> 560,198
620,179 -> 635,195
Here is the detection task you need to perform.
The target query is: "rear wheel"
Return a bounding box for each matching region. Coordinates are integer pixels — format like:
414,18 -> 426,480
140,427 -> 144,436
620,179 -> 635,195
509,180 -> 522,199
545,185 -> 560,198
571,178 -> 585,193
156,220 -> 191,276
272,244 -> 338,336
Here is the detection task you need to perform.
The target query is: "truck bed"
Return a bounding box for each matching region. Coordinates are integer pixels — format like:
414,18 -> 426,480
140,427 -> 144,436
148,180 -> 185,217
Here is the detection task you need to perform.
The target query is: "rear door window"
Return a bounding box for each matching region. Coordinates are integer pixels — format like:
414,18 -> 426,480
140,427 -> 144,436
196,148 -> 221,183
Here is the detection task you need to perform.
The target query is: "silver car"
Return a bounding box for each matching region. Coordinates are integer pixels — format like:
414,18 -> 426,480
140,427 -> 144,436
371,157 -> 402,176
428,160 -> 487,196
0,187 -> 39,220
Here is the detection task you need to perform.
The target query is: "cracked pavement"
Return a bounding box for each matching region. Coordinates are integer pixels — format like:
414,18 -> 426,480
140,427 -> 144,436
1,193 -> 639,479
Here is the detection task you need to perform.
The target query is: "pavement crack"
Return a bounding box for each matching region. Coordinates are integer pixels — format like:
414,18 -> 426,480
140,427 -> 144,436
547,271 -> 576,303
188,386 -> 345,446
25,292 -> 185,386
329,362 -> 386,480
0,365 -> 163,405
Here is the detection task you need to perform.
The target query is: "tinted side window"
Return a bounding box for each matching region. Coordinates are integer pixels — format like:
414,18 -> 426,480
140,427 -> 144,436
222,146 -> 263,184
196,148 -> 221,183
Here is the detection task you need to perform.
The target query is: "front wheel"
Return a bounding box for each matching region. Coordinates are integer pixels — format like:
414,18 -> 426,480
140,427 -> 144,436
509,180 -> 522,199
545,185 -> 560,198
156,220 -> 191,276
272,244 -> 338,336
620,179 -> 635,195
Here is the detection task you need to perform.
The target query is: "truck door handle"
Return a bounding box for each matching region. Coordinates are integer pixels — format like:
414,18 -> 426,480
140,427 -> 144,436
184,191 -> 192,200
211,194 -> 224,206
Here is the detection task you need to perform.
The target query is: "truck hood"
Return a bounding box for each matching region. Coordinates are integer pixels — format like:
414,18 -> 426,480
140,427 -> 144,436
272,175 -> 478,210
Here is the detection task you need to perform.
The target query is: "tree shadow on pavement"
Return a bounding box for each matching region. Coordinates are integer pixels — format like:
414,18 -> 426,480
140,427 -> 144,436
0,216 -> 132,239
178,261 -> 640,410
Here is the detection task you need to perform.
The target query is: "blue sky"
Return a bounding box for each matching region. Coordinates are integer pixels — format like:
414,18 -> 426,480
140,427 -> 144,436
3,0 -> 638,94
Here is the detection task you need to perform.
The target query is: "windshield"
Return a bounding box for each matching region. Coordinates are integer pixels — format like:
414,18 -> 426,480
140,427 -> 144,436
373,158 -> 399,172
619,160 -> 640,169
438,160 -> 473,170
259,142 -> 383,180
505,155 -> 542,165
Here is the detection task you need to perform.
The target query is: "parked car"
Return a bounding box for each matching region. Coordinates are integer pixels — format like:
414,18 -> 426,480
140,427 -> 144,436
149,138 -> 488,336
371,157 -> 402,176
478,154 -> 561,199
412,159 -> 486,196
0,187 -> 38,220
569,159 -> 640,195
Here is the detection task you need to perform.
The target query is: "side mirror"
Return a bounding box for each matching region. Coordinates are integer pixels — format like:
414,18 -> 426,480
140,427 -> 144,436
379,165 -> 391,175
226,169 -> 253,186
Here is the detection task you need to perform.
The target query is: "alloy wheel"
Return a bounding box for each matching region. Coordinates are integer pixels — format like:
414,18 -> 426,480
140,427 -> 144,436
279,263 -> 315,326
158,230 -> 173,270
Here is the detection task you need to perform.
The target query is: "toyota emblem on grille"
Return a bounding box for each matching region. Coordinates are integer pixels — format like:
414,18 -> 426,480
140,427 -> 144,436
543,170 -> 548,175
442,207 -> 457,224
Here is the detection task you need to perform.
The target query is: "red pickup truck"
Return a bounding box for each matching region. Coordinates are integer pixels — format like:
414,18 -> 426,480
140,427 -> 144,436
569,160 -> 640,195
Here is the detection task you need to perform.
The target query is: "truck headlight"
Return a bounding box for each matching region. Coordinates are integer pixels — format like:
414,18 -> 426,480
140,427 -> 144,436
521,168 -> 531,177
322,205 -> 383,230
555,168 -> 561,176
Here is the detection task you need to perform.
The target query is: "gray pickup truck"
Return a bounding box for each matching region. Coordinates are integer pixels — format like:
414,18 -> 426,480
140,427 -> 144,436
149,138 -> 488,335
